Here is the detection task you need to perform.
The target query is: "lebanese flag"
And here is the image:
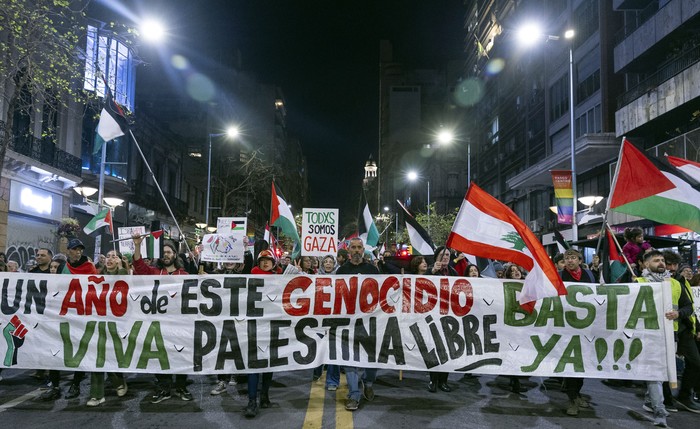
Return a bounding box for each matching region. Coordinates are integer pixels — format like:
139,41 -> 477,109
609,139 -> 700,232
446,183 -> 566,310
397,199 -> 435,255
270,182 -> 301,253
667,155 -> 700,183
83,207 -> 113,235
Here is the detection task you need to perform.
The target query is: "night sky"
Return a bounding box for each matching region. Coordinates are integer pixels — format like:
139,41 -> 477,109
99,0 -> 465,224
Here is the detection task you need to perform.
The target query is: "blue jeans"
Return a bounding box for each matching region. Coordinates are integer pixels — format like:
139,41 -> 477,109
326,365 -> 340,388
645,381 -> 668,417
248,373 -> 272,401
345,367 -> 377,401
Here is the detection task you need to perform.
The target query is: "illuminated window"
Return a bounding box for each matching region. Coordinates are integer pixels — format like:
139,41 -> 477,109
84,25 -> 136,111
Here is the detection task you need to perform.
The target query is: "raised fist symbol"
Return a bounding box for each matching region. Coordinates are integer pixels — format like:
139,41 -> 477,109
3,315 -> 28,366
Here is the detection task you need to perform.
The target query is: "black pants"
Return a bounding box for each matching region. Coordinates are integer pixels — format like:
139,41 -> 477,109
677,329 -> 700,399
156,374 -> 187,390
564,377 -> 583,401
429,372 -> 448,384
48,370 -> 84,387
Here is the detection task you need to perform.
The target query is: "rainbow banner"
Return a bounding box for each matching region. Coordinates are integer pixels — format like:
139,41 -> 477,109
551,170 -> 573,224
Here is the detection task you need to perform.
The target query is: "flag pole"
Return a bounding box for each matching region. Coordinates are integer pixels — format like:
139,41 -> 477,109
606,222 -> 636,279
110,206 -> 117,253
128,129 -> 192,258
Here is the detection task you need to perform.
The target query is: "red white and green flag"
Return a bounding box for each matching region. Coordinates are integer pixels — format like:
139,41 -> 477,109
270,181 -> 301,256
608,139 -> 700,232
446,183 -> 566,310
83,208 -> 113,235
146,230 -> 163,260
667,155 -> 700,183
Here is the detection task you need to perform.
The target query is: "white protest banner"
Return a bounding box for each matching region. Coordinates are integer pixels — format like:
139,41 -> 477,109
0,274 -> 674,380
200,234 -> 244,262
692,286 -> 700,318
301,208 -> 338,257
117,226 -> 146,256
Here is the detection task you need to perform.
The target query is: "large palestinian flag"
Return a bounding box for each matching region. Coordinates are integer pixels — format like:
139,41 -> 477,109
270,182 -> 301,254
608,139 -> 700,232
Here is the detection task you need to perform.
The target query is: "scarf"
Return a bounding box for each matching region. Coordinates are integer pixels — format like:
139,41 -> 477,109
565,267 -> 582,281
641,269 -> 665,282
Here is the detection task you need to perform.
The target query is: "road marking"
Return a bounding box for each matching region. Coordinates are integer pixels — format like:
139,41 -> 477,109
0,388 -> 43,413
302,374 -> 326,429
336,373 -> 352,429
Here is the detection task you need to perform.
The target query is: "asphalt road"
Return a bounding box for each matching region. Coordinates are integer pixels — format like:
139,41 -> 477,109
0,369 -> 696,428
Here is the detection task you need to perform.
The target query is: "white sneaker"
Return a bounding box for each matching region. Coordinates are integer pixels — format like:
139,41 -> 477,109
116,384 -> 128,397
210,380 -> 227,395
86,397 -> 105,407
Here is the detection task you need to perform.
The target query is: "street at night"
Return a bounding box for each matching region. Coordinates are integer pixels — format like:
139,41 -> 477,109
3,1 -> 700,428
1,369 -> 698,428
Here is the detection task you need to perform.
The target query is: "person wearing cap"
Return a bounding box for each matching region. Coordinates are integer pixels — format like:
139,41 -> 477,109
493,261 -> 505,278
131,233 -> 191,404
64,239 -> 98,275
41,240 -> 95,401
558,248 -> 594,416
244,248 -> 278,418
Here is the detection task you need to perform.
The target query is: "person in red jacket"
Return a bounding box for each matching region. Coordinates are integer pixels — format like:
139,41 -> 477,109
245,249 -> 276,418
131,233 -> 190,403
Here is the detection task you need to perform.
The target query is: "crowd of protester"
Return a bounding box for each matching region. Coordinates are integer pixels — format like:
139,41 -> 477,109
1,229 -> 698,427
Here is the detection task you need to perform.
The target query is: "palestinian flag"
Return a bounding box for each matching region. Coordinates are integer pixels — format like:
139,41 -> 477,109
358,192 -> 379,248
83,208 -> 113,235
94,79 -> 129,155
147,230 -> 163,259
230,219 -> 246,232
605,229 -> 628,283
270,182 -> 301,256
667,155 -> 700,183
397,199 -> 434,255
609,139 -> 700,232
553,229 -> 570,254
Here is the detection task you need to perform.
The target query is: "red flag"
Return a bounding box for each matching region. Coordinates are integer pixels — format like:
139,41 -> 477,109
447,183 -> 566,311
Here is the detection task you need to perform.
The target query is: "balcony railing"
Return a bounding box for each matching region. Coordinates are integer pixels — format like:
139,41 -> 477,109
131,180 -> 189,217
6,130 -> 82,177
646,127 -> 700,162
617,44 -> 700,109
613,0 -> 660,46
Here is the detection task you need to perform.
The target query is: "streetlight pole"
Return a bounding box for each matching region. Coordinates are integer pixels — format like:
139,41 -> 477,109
407,170 -> 430,236
517,24 -> 577,242
205,127 -> 239,227
567,40 -> 578,243
205,133 -> 214,227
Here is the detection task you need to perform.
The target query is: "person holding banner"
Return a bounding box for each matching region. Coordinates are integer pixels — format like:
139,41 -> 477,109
558,248 -> 594,416
427,246 -> 455,393
131,234 -> 192,404
639,250 -> 680,427
337,237 -> 380,411
86,250 -> 129,406
210,256 -> 253,396
245,249 -> 278,418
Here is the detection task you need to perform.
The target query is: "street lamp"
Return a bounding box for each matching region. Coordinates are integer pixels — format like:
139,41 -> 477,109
407,170 -> 430,235
517,23 -> 577,240
434,128 -> 471,185
205,126 -> 239,226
